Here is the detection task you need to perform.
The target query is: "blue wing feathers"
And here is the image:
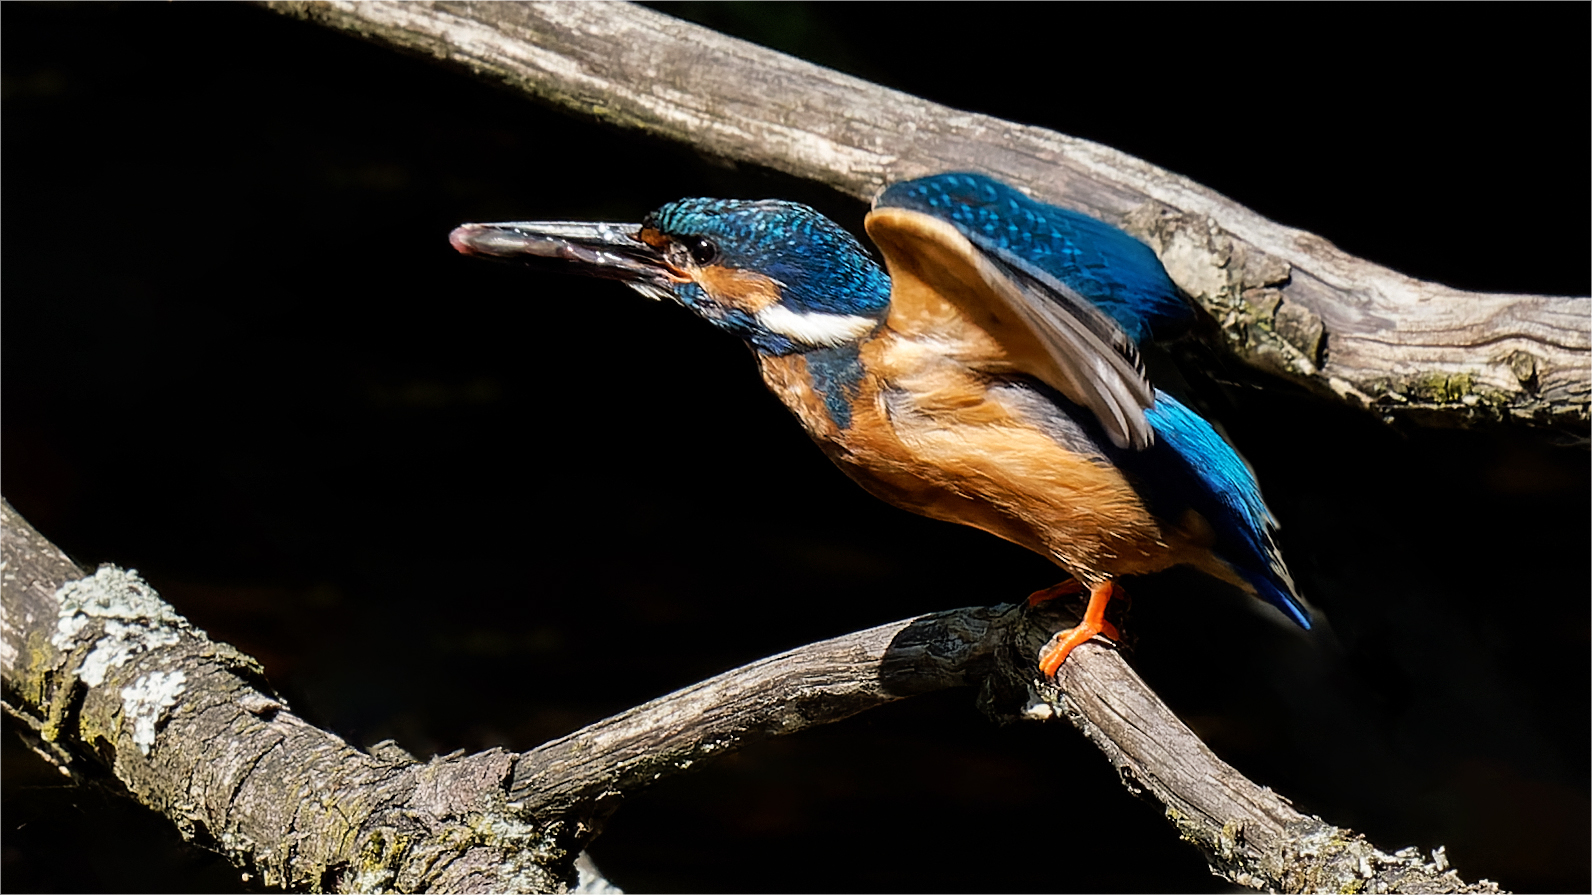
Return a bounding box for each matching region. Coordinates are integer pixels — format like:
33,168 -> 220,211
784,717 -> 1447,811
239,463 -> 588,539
878,172 -> 1193,343
878,172 -> 1308,628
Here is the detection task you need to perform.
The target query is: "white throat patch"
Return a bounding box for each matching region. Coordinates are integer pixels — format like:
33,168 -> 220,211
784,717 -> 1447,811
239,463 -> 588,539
755,304 -> 877,348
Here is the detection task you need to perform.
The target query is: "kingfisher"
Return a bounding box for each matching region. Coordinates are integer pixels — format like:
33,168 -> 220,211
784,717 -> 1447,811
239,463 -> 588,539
450,172 -> 1310,675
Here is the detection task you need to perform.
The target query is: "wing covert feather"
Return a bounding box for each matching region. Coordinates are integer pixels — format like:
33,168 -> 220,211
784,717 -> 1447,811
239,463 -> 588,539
864,207 -> 1155,450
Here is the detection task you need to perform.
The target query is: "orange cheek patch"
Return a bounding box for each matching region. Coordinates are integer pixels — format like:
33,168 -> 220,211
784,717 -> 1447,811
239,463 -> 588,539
695,266 -> 784,313
636,228 -> 692,282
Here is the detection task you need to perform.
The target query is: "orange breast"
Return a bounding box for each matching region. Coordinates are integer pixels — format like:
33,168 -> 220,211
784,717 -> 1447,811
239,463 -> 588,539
758,327 -> 1217,584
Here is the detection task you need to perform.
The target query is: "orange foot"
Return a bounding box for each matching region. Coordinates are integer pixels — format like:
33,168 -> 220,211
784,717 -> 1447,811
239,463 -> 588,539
1037,580 -> 1122,676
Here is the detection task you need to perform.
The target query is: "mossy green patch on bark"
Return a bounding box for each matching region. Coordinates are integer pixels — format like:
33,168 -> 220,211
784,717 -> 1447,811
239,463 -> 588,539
1409,371 -> 1476,403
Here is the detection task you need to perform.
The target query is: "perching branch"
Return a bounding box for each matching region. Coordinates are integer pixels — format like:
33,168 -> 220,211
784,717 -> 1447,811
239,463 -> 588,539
262,0 -> 1589,438
1,500 -> 566,893
2,499 -> 1501,893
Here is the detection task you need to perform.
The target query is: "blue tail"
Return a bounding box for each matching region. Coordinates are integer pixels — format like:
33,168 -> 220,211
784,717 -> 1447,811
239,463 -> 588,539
1135,393 -> 1311,629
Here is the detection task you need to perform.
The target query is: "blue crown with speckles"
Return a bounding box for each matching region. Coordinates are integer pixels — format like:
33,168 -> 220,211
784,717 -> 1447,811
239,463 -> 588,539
645,199 -> 892,319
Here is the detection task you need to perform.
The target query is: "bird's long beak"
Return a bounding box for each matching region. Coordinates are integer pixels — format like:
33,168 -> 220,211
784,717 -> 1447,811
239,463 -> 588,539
448,221 -> 684,296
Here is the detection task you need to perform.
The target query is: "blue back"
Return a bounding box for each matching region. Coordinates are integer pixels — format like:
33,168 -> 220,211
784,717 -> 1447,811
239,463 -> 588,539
877,172 -> 1193,343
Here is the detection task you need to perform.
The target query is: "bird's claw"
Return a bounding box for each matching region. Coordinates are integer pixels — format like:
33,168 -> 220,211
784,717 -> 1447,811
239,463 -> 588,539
1034,579 -> 1122,676
1037,618 -> 1121,676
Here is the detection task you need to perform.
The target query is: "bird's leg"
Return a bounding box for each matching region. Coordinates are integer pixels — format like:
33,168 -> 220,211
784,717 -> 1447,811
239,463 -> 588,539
1037,580 -> 1121,676
1026,578 -> 1084,607
1028,578 -> 1121,640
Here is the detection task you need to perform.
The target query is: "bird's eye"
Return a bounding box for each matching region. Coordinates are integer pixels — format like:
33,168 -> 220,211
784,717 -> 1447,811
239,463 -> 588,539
685,236 -> 718,265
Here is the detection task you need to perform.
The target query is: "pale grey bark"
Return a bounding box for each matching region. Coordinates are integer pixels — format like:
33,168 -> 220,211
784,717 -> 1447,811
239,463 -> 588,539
261,0 -> 1590,440
3,500 -> 1501,893
1,500 -> 564,893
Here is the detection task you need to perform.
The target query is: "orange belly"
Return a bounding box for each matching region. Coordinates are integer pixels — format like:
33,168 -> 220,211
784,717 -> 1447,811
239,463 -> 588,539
757,328 -> 1217,584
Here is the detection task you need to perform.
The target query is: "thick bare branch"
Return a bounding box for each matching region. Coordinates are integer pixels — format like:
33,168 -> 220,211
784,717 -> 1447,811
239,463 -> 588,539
1002,611 -> 1501,893
263,0 -> 1589,438
1,500 -> 574,893
509,602 -> 1008,819
3,500 -> 1501,892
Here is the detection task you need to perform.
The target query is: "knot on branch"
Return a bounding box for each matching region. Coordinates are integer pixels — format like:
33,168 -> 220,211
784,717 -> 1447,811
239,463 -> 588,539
1123,202 -> 1328,379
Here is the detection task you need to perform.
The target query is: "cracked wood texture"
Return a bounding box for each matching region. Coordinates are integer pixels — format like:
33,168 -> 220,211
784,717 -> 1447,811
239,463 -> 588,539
3,500 -> 1503,893
999,615 -> 1500,894
1,500 -> 568,893
264,0 -> 1589,439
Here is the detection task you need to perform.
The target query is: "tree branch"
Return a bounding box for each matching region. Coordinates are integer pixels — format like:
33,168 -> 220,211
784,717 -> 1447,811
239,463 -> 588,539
3,499 -> 1502,892
2,499 -> 570,893
261,0 -> 1589,438
508,601 -> 1007,820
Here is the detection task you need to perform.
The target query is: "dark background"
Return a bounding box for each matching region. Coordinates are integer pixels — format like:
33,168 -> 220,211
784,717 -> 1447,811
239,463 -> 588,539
3,3 -> 1587,892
